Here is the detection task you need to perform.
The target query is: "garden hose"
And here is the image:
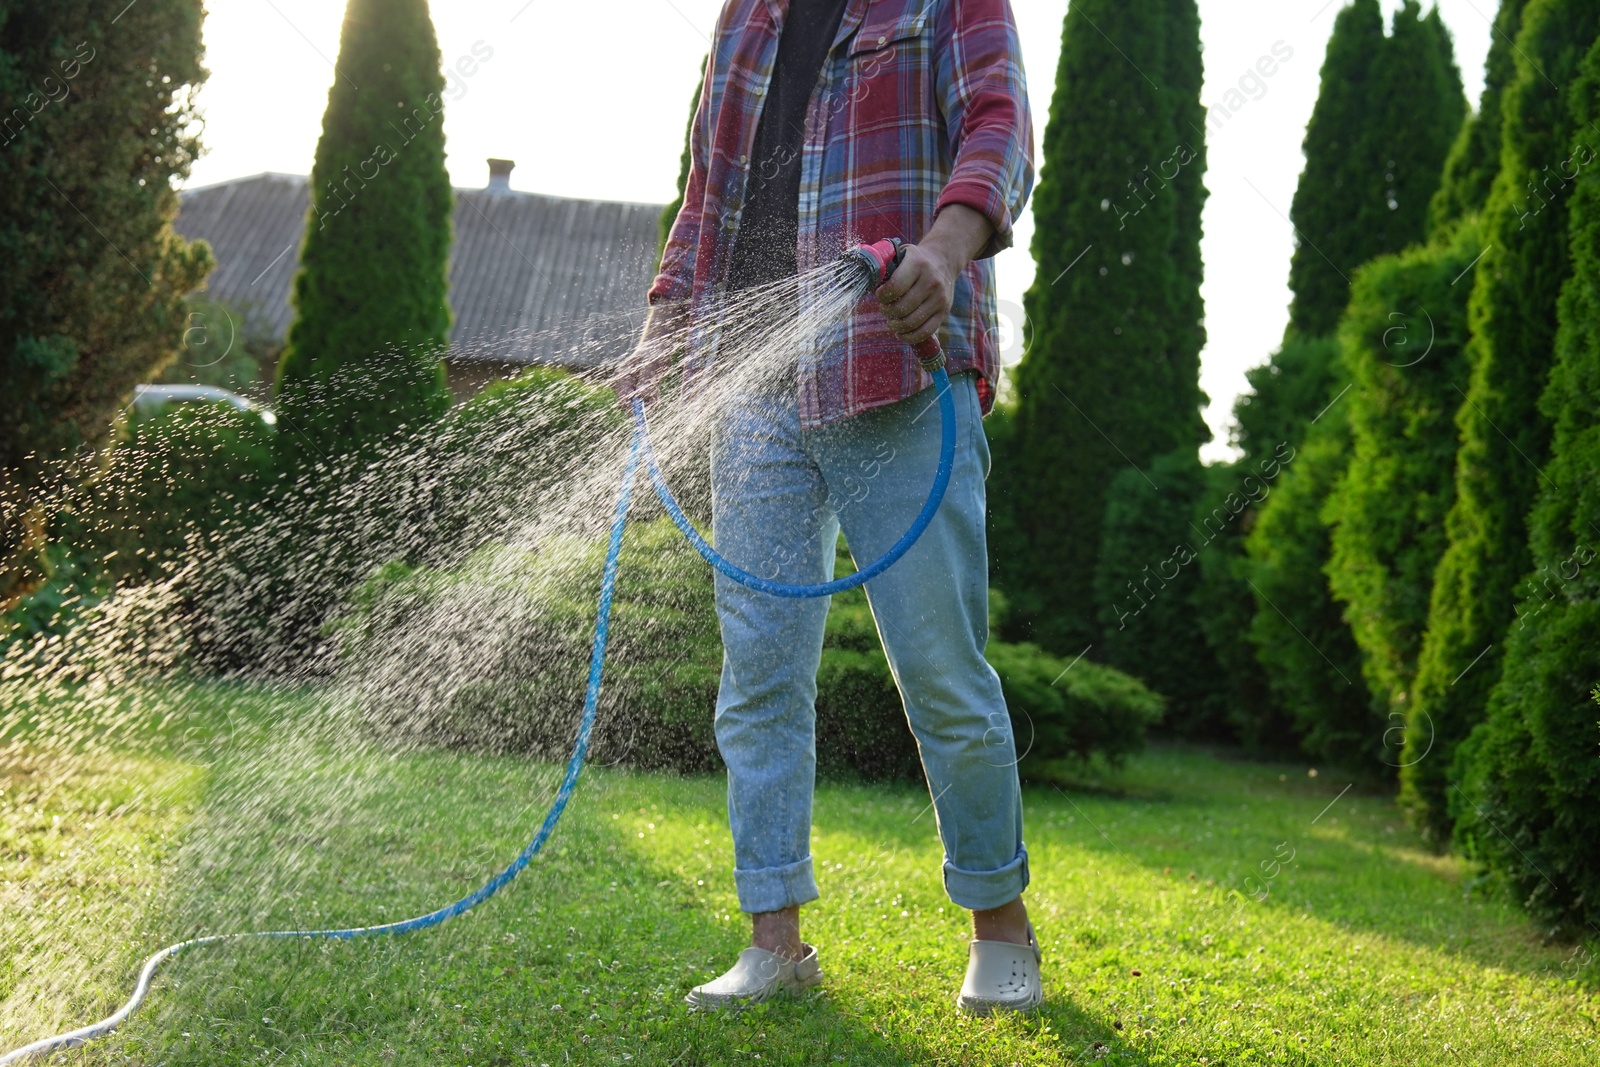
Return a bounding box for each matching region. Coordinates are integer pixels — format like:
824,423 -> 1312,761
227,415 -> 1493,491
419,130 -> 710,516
0,240 -> 953,1063
0,439 -> 641,1066
635,363 -> 954,598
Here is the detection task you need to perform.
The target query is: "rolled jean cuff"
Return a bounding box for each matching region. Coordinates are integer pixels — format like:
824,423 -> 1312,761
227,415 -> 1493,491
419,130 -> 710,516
734,856 -> 820,914
943,845 -> 1030,911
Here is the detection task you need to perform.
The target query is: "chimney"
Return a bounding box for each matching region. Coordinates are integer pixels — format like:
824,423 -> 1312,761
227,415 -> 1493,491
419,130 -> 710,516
486,158 -> 515,195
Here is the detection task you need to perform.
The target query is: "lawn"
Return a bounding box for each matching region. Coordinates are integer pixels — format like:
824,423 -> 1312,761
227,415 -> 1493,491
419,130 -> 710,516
1,682 -> 1596,1065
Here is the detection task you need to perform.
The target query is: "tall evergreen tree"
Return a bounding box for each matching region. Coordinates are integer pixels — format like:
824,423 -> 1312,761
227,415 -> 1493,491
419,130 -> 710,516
1324,223 -> 1483,740
1286,2 -> 1464,339
0,1 -> 212,604
1234,1 -> 1464,763
997,0 -> 1207,654
1378,5 -> 1467,238
1285,0 -> 1388,339
1402,0 -> 1600,839
1455,31 -> 1600,932
276,0 -> 454,458
1428,0 -> 1530,234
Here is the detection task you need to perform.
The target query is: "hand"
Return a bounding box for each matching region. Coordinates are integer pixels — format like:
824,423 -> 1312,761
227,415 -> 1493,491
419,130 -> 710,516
611,303 -> 686,408
875,203 -> 994,346
611,339 -> 672,409
875,242 -> 957,346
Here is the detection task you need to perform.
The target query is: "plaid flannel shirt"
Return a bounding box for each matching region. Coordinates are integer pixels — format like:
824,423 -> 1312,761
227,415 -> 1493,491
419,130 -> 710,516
649,0 -> 1033,427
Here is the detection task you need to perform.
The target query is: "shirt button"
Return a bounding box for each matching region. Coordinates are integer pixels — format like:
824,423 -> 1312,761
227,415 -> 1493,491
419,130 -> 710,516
739,154 -> 748,164
877,34 -> 886,45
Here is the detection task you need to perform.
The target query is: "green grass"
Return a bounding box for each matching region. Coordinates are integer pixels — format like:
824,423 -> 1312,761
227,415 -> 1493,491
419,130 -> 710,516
1,683 -> 1596,1065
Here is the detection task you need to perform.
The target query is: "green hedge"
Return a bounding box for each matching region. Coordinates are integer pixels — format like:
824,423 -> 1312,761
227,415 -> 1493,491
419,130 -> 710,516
336,529 -> 1165,780
3,402 -> 277,644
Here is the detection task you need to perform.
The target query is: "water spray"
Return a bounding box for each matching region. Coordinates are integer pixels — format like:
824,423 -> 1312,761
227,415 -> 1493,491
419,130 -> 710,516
0,239 -> 954,1063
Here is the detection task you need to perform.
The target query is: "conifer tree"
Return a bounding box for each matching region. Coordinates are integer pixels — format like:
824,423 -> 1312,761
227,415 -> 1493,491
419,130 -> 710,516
1455,32 -> 1600,931
1093,448 -> 1229,736
1285,0 -> 1388,339
1428,0 -> 1529,234
1324,223 -> 1483,737
1242,376 -> 1375,764
1376,5 -> 1467,242
998,0 -> 1207,654
0,0 -> 212,604
276,0 -> 454,458
1233,2 -> 1464,762
1405,0 -> 1600,839
1286,2 -> 1463,339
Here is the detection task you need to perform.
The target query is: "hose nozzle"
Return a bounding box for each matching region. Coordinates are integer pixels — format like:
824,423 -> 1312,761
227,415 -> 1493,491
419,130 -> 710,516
840,237 -> 908,293
838,237 -> 945,371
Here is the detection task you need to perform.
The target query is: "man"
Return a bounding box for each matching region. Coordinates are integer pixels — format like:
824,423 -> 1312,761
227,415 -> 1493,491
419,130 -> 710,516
617,0 -> 1035,1014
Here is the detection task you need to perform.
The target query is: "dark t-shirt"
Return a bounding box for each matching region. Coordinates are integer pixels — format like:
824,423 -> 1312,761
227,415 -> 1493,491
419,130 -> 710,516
725,0 -> 851,291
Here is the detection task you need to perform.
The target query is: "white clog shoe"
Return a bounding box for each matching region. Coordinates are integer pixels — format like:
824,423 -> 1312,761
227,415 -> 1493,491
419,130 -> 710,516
957,923 -> 1043,1015
684,943 -> 822,1011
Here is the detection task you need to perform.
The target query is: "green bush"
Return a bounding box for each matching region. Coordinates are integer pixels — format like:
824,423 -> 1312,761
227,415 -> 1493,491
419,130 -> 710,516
2,402 -> 277,645
1243,408 -> 1375,765
405,367 -> 624,569
337,527 -> 1165,780
1189,458 -> 1297,753
1093,448 -> 1228,738
820,543 -> 1164,780
334,519 -> 722,770
986,640 -> 1165,769
1324,222 -> 1481,754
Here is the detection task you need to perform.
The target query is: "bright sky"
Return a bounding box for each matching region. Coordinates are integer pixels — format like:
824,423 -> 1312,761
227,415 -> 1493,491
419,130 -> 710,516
187,0 -> 1491,461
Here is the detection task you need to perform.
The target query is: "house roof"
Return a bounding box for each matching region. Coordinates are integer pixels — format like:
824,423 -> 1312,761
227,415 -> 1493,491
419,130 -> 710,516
172,172 -> 666,369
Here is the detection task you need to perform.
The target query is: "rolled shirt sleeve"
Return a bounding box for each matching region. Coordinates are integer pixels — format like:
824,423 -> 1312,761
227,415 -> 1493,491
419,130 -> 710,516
650,58 -> 715,307
932,0 -> 1034,260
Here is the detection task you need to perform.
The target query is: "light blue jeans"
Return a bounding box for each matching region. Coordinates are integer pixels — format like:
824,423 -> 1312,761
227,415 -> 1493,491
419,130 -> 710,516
709,371 -> 1028,914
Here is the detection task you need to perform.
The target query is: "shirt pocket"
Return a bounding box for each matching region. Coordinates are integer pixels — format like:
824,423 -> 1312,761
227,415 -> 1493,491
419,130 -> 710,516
848,4 -> 930,58
841,7 -> 934,119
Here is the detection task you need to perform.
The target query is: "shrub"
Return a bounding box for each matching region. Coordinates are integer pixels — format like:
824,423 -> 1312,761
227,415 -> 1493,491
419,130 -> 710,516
2,403 -> 277,645
1093,447 -> 1229,738
1243,409 -> 1375,765
1189,459 -> 1297,753
333,519 -> 722,770
337,529 -> 1165,780
820,543 -> 1165,780
1324,222 -> 1481,756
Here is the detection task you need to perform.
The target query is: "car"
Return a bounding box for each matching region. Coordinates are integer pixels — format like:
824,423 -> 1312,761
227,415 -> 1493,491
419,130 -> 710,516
132,384 -> 277,427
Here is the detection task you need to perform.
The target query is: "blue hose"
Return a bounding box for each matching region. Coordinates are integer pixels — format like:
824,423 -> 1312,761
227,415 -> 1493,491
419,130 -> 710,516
634,365 -> 956,598
1,370 -> 953,1064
